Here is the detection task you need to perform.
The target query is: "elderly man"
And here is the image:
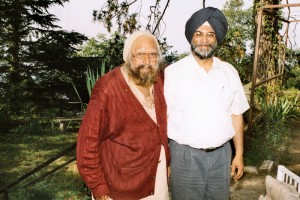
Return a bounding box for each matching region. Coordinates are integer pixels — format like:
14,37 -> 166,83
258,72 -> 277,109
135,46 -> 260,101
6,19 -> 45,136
164,7 -> 250,200
76,30 -> 170,200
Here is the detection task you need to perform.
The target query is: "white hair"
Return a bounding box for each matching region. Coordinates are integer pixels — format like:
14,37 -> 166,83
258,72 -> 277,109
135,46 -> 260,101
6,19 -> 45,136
122,30 -> 161,63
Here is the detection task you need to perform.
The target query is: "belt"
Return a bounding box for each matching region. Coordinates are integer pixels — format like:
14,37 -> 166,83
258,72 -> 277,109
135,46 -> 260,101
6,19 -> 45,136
198,145 -> 224,153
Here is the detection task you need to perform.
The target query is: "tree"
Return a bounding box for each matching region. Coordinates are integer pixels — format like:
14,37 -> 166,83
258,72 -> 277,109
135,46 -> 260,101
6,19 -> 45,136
0,0 -> 87,117
216,0 -> 255,84
26,30 -> 88,113
93,0 -> 220,36
76,32 -> 126,69
93,0 -> 171,36
284,49 -> 300,89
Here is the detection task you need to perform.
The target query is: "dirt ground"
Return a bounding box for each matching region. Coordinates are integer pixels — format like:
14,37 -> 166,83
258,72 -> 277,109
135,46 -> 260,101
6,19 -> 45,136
230,120 -> 300,200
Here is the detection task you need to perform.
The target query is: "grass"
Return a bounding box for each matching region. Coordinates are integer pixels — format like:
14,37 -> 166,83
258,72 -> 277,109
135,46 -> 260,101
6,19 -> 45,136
0,128 -> 90,200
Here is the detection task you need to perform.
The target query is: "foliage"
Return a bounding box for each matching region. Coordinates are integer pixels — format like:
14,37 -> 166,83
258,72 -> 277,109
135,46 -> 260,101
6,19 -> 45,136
70,60 -> 113,118
0,0 -> 88,120
284,49 -> 300,89
76,32 -> 125,68
0,104 -> 13,133
86,61 -> 110,97
285,65 -> 300,89
164,51 -> 188,65
245,90 -> 299,165
281,88 -> 300,114
216,0 -> 254,84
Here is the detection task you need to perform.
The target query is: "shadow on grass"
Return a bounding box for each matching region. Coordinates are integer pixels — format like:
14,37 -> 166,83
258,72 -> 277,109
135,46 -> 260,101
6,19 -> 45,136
6,165 -> 90,200
0,129 -> 88,199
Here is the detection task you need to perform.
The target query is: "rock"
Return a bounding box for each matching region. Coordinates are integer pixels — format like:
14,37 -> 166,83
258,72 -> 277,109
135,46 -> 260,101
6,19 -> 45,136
260,160 -> 274,172
244,166 -> 259,174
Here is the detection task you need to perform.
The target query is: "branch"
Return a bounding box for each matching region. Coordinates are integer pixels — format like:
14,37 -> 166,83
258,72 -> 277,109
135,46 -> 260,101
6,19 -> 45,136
127,0 -> 138,6
152,0 -> 171,34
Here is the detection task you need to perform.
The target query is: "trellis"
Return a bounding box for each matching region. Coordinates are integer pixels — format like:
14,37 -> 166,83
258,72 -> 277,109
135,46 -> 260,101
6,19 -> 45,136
248,2 -> 300,123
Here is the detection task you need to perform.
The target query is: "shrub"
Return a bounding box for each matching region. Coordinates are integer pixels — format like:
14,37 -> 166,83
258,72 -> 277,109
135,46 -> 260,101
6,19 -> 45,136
245,92 -> 299,165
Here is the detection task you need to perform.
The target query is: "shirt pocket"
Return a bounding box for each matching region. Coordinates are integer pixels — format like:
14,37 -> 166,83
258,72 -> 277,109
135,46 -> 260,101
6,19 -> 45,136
221,87 -> 235,111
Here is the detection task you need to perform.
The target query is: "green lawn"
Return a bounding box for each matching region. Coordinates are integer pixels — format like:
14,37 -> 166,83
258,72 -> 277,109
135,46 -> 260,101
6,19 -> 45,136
0,129 -> 89,200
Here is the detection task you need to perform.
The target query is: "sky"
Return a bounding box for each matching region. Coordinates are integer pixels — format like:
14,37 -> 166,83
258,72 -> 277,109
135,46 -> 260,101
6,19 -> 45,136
49,0 -> 299,53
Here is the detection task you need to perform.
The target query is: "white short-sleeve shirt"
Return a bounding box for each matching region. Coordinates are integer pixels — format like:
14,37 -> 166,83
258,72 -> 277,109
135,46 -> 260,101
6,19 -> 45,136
164,55 -> 250,149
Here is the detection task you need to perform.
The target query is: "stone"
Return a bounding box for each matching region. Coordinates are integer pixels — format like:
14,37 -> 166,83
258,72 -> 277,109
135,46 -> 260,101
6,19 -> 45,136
260,160 -> 274,172
244,166 -> 259,174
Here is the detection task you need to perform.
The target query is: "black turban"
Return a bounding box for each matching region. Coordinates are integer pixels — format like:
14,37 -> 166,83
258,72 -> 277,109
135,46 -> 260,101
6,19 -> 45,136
185,7 -> 228,44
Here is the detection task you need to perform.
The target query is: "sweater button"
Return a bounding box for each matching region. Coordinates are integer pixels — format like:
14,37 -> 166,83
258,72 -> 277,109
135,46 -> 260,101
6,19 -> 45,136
152,176 -> 155,179
158,160 -> 161,163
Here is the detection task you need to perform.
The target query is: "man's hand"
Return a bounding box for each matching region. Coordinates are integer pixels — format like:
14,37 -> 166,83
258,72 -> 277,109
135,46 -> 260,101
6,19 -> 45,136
231,154 -> 244,180
95,195 -> 109,200
231,114 -> 244,180
167,166 -> 171,183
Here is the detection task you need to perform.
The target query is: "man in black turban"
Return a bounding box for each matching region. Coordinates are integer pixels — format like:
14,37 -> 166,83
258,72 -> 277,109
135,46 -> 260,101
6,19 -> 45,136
185,7 -> 228,44
164,6 -> 249,200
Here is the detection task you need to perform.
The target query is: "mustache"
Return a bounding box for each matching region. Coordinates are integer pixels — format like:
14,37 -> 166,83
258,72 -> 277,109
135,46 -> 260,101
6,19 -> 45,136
191,42 -> 218,59
195,43 -> 214,48
126,63 -> 158,86
136,64 -> 153,70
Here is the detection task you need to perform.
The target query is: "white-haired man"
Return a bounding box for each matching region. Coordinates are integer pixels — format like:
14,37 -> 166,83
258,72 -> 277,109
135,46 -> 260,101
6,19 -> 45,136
77,30 -> 170,200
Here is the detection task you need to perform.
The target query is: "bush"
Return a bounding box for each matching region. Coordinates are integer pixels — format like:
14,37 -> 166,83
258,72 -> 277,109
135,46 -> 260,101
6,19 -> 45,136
245,92 -> 299,165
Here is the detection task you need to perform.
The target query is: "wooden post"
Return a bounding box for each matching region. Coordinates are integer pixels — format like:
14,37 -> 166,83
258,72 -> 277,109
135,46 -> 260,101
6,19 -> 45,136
248,6 -> 263,133
3,189 -> 8,200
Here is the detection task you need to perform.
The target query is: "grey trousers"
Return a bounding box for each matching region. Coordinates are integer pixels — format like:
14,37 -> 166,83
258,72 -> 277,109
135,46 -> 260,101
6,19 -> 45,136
169,140 -> 232,200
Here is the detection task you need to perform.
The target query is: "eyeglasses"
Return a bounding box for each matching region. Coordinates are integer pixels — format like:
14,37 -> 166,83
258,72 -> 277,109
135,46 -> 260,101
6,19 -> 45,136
193,31 -> 216,40
132,52 -> 159,62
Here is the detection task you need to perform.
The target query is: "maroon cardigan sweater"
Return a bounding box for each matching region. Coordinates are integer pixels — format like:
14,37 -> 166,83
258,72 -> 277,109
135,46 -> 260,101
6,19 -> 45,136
76,67 -> 170,200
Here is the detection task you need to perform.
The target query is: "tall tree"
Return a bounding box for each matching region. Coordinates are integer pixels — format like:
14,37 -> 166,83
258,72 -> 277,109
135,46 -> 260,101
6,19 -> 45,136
0,0 -> 87,116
